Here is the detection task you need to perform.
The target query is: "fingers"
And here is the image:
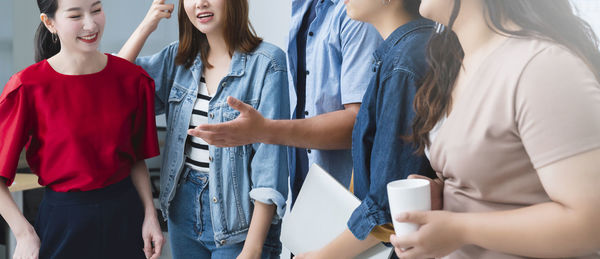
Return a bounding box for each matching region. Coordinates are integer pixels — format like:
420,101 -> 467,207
407,174 -> 432,180
394,246 -> 426,259
187,128 -> 230,146
390,234 -> 418,256
151,234 -> 165,259
227,96 -> 253,113
395,211 -> 428,225
143,234 -> 153,259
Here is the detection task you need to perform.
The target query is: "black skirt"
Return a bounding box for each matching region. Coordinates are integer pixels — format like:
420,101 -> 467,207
35,176 -> 146,259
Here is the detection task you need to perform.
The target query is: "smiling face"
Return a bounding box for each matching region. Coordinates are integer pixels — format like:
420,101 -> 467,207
183,0 -> 227,36
43,0 -> 105,54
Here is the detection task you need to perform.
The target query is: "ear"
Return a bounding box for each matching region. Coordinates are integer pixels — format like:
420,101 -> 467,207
40,13 -> 55,33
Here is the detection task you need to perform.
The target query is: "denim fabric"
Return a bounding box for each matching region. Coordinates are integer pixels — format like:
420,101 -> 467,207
136,41 -> 289,247
287,0 -> 383,197
168,168 -> 282,258
347,19 -> 437,240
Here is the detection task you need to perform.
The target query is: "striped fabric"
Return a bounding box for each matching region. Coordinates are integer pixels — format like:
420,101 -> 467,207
185,77 -> 212,172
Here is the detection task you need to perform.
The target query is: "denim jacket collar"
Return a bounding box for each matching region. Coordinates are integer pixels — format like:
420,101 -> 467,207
190,50 -> 247,77
373,18 -> 434,62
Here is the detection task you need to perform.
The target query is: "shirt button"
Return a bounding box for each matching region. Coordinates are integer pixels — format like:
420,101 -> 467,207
209,113 -> 214,119
209,156 -> 213,162
306,70 -> 310,75
304,111 -> 309,116
308,31 -> 314,37
213,197 -> 218,203
221,82 -> 227,87
307,149 -> 312,154
219,240 -> 226,245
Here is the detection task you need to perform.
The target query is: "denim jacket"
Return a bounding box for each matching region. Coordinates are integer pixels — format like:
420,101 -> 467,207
348,19 -> 437,240
136,41 -> 290,246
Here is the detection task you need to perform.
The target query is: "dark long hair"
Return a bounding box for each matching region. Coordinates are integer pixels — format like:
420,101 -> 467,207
35,0 -> 60,62
175,0 -> 262,69
411,0 -> 600,154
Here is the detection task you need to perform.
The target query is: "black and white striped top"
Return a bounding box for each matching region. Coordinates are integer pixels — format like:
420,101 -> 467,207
185,77 -> 212,172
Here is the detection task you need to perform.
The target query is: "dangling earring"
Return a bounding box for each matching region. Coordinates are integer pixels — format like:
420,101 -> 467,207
382,0 -> 391,5
51,33 -> 58,43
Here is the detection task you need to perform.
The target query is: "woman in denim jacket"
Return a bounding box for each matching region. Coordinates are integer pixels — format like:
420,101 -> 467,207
119,0 -> 289,258
296,0 -> 436,258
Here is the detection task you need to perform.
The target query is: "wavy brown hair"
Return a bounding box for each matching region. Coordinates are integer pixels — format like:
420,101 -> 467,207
175,0 -> 262,69
410,0 -> 600,154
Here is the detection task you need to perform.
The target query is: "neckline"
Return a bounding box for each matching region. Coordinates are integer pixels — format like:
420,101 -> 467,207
429,37 -> 513,155
45,53 -> 110,77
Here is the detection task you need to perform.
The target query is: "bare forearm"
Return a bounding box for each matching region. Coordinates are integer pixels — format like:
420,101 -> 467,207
243,201 -> 276,255
117,24 -> 153,62
320,229 -> 380,259
130,161 -> 157,215
459,202 -> 600,257
263,109 -> 357,150
0,180 -> 36,238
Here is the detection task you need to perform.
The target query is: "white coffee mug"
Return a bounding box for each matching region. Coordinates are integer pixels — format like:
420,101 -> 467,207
387,179 -> 431,237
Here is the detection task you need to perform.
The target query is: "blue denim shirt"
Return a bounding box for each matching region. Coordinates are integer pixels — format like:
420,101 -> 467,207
136,41 -> 290,247
287,0 -> 382,190
347,19 -> 437,240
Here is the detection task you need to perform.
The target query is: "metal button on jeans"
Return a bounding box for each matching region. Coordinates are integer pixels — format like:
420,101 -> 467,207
212,197 -> 218,203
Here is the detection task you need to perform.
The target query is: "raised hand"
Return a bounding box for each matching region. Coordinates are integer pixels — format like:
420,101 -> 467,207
140,0 -> 175,34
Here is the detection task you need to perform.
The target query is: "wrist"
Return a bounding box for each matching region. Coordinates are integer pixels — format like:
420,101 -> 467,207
136,23 -> 155,38
451,212 -> 470,247
13,223 -> 36,240
258,119 -> 275,144
144,206 -> 158,218
241,244 -> 262,257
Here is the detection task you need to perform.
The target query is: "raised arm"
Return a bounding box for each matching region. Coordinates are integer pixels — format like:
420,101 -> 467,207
118,0 -> 174,62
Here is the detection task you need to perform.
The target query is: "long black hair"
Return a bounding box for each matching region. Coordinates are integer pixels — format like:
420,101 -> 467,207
35,0 -> 60,62
410,0 -> 600,153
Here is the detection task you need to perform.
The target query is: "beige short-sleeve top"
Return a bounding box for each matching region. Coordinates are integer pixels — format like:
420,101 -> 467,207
429,37 -> 600,259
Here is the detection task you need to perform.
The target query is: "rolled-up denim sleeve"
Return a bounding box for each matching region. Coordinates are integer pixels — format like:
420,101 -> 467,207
249,52 -> 290,223
347,71 -> 435,240
339,18 -> 382,105
135,42 -> 179,115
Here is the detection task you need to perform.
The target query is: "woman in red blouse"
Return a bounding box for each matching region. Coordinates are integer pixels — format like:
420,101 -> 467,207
0,0 -> 164,258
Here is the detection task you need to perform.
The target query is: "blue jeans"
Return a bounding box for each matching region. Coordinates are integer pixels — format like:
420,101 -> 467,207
168,168 -> 281,259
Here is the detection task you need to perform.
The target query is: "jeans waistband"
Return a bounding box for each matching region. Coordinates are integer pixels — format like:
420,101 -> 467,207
43,176 -> 135,205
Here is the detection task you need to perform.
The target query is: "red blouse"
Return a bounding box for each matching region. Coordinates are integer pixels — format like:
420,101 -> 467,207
0,54 -> 159,192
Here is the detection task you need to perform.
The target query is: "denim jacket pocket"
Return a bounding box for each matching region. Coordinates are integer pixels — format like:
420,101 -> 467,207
167,83 -> 188,131
222,100 -> 258,158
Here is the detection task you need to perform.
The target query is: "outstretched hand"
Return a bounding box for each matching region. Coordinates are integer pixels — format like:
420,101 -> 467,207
188,96 -> 268,147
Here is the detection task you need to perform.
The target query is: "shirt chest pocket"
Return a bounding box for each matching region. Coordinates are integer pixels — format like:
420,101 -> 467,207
167,84 -> 189,130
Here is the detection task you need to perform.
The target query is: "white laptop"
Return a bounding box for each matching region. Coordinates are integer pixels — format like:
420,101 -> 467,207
281,164 -> 393,259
